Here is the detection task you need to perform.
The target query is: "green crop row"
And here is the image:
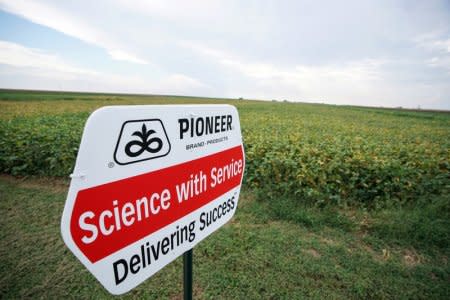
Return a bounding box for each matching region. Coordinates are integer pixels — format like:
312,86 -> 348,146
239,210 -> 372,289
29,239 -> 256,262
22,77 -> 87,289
0,113 -> 87,177
243,107 -> 449,208
1,102 -> 449,208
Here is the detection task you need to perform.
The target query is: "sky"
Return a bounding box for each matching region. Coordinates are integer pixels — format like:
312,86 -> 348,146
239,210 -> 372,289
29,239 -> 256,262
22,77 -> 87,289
0,0 -> 449,109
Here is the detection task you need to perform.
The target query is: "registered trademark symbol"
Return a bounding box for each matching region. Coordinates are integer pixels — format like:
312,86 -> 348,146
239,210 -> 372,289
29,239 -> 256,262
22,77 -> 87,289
108,162 -> 115,168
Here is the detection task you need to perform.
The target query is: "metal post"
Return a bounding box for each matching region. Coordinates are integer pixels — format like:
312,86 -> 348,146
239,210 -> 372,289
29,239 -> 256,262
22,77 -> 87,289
183,249 -> 193,300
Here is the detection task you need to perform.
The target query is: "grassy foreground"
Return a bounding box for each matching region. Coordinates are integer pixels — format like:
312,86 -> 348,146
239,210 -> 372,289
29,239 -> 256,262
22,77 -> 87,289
1,176 -> 449,299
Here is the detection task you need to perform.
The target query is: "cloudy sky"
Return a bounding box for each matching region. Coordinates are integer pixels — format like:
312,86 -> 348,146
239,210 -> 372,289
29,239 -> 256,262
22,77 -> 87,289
0,0 -> 449,109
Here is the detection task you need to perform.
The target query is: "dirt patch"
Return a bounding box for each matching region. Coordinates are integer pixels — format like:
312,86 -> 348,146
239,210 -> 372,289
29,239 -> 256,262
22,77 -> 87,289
359,244 -> 388,262
320,237 -> 338,246
304,248 -> 321,258
403,249 -> 422,267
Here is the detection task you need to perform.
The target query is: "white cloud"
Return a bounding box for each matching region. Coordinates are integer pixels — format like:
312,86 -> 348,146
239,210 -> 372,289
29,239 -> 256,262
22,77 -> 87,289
0,40 -> 209,95
0,0 -> 149,65
430,39 -> 450,53
181,41 -> 390,104
427,56 -> 450,73
181,41 -> 450,109
0,40 -> 98,77
152,74 -> 211,95
414,31 -> 450,73
107,49 -> 148,65
115,0 -> 223,21
414,31 -> 450,53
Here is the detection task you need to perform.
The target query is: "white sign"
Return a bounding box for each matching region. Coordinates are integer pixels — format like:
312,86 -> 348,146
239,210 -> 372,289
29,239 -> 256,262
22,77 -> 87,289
61,105 -> 245,295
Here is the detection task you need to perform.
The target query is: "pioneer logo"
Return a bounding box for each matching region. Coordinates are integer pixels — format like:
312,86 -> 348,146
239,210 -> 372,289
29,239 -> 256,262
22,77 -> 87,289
114,119 -> 171,165
178,115 -> 233,139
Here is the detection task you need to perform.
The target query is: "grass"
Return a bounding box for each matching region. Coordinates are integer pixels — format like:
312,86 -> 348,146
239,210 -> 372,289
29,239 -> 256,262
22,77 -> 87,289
1,176 -> 449,299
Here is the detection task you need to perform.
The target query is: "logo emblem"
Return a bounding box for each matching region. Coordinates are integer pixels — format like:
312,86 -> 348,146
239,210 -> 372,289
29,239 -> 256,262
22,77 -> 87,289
114,119 -> 171,165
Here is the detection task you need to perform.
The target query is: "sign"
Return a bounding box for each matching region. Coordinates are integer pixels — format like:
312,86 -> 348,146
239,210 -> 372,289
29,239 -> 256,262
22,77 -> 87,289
61,105 -> 245,295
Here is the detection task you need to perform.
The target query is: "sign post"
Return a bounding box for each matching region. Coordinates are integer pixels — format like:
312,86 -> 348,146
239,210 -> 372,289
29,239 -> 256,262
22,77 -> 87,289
61,105 -> 245,295
184,249 -> 193,300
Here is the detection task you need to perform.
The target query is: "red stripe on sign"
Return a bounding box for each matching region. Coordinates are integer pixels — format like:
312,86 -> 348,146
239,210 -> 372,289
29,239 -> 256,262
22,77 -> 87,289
70,145 -> 244,263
